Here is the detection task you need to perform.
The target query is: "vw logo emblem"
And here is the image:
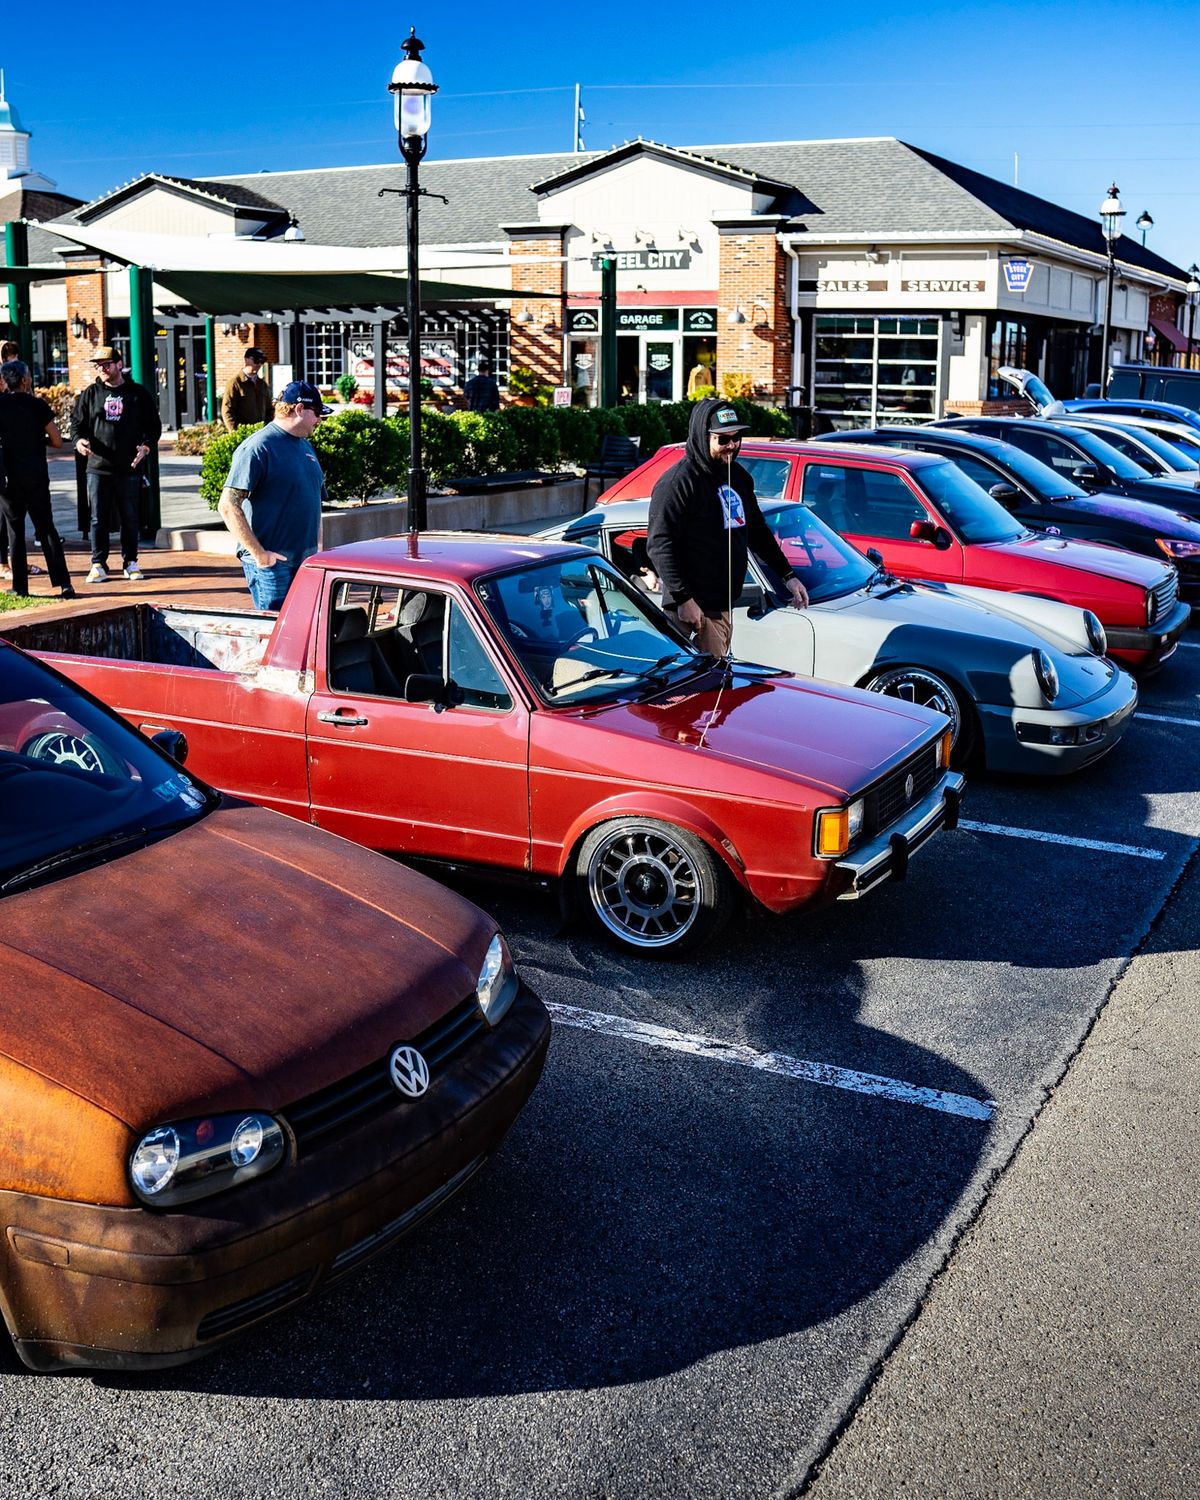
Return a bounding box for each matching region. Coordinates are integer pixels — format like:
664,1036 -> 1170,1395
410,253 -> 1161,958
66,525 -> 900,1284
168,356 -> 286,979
389,1045 -> 430,1099
904,773 -> 915,801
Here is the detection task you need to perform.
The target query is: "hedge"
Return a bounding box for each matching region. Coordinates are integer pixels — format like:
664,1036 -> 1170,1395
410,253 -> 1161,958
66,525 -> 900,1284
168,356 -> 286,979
201,399 -> 795,508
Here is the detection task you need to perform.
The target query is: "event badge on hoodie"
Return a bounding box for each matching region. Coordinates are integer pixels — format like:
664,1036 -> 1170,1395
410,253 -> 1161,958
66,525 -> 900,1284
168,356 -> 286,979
718,484 -> 746,529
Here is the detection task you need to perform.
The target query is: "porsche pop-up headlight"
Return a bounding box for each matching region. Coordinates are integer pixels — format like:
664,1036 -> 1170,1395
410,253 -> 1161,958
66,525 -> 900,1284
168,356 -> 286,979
129,1112 -> 285,1207
1083,611 -> 1107,657
1033,649 -> 1060,703
476,932 -> 519,1026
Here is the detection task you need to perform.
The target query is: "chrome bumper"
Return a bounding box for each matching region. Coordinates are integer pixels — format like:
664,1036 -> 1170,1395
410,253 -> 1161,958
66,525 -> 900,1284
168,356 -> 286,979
834,771 -> 965,900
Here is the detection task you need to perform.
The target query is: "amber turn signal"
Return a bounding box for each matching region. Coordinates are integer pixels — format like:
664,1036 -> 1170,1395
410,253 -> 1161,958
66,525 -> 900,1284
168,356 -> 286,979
815,807 -> 850,858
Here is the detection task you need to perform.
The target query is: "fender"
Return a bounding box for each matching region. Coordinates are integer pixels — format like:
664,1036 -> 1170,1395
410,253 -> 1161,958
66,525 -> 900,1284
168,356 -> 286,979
554,792 -> 749,889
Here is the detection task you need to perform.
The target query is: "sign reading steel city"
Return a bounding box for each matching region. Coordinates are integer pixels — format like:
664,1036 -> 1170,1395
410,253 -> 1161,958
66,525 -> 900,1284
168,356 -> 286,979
901,279 -> 986,293
590,249 -> 692,272
1003,258 -> 1033,293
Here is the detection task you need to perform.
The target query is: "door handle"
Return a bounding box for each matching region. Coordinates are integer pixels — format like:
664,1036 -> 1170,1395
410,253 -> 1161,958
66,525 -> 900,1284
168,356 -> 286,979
317,710 -> 369,727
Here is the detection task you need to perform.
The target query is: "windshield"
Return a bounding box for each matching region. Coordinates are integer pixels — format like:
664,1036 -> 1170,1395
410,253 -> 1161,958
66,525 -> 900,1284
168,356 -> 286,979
1080,423 -> 1198,473
1060,425 -> 1164,480
477,555 -> 705,704
0,646 -> 216,894
760,503 -> 877,600
917,460 -> 1026,544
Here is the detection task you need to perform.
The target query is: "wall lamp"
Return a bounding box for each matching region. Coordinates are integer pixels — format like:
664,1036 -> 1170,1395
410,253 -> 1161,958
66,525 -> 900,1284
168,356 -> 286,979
727,305 -> 747,326
516,307 -> 535,325
70,313 -> 89,340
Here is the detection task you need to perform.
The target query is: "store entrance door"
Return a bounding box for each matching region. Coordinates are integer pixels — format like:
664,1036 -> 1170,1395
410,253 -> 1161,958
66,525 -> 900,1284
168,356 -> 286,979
617,336 -> 640,404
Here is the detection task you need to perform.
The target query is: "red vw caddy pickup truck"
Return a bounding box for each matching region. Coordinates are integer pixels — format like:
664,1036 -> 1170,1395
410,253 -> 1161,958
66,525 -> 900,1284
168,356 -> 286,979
7,535 -> 963,957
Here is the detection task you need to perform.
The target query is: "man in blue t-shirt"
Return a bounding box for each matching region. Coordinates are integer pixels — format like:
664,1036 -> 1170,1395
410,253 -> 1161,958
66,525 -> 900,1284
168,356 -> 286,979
217,380 -> 331,610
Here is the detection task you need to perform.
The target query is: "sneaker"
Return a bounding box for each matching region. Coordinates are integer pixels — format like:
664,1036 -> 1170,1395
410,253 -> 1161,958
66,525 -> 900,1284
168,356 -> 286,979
60,586 -> 77,600
85,564 -> 108,584
124,561 -> 145,581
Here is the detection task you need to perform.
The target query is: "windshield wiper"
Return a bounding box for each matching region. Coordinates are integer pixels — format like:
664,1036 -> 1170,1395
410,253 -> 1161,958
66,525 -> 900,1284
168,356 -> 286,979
1,827 -> 155,894
544,665 -> 636,698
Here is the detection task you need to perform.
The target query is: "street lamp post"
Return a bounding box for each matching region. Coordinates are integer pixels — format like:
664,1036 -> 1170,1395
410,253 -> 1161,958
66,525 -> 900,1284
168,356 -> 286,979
1187,264 -> 1200,370
1136,210 -> 1154,247
1098,183 -> 1125,395
388,30 -> 438,534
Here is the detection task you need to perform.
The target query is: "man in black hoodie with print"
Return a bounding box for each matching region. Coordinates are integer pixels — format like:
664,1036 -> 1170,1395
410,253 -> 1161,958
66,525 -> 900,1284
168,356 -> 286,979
647,398 -> 807,656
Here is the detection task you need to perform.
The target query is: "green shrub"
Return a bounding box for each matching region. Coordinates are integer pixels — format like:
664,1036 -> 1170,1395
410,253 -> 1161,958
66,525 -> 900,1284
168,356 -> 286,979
175,421 -> 225,456
549,405 -> 598,465
507,366 -> 553,406
656,402 -> 693,443
686,382 -> 717,403
388,409 -> 469,487
613,403 -> 669,457
200,424 -> 262,509
312,409 -> 405,503
450,411 -> 520,476
502,406 -> 561,470
334,373 -> 359,403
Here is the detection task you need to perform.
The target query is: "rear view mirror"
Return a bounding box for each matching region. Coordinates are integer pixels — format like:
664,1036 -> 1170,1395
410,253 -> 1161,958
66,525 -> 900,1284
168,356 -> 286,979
866,548 -> 884,567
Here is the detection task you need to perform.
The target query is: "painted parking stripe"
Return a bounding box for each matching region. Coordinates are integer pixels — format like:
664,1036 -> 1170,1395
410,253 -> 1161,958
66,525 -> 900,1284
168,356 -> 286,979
959,818 -> 1165,861
546,1002 -> 995,1121
1136,711 -> 1200,727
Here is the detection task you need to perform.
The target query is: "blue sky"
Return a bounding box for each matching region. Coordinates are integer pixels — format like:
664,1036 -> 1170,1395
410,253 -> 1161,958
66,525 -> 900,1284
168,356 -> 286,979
6,1 -> 1198,271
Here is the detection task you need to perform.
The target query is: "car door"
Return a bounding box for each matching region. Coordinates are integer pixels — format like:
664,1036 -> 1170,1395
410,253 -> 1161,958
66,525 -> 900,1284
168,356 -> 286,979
800,460 -> 965,582
305,575 -> 531,869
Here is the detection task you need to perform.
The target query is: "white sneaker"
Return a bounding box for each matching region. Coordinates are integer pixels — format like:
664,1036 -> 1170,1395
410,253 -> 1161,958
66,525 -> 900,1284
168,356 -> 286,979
86,564 -> 108,584
124,561 -> 145,581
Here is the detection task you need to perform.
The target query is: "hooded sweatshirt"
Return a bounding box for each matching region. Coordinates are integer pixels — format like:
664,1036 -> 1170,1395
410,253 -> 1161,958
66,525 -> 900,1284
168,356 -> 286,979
646,398 -> 796,613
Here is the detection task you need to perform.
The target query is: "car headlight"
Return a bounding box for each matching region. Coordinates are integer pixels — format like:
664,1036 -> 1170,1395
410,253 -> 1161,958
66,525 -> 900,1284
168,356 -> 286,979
815,799 -> 864,859
1155,537 -> 1200,560
129,1112 -> 285,1207
476,932 -> 519,1026
1033,649 -> 1060,703
1083,610 -> 1107,656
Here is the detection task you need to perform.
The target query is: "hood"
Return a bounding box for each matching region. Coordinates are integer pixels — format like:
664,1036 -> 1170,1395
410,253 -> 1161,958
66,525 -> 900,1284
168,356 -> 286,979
998,365 -> 1062,415
991,531 -> 1169,587
1057,489 -> 1200,537
686,396 -> 727,469
541,671 -> 943,802
0,803 -> 497,1128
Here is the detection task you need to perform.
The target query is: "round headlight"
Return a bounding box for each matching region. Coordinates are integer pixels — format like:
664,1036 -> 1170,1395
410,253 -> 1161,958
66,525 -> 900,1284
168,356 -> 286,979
1083,610 -> 1107,656
130,1125 -> 180,1197
230,1115 -> 266,1167
846,798 -> 865,843
1033,649 -> 1060,703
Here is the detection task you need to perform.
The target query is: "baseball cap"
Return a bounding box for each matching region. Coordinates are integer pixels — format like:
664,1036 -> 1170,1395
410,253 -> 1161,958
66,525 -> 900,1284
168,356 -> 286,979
279,380 -> 333,414
244,347 -> 267,363
707,402 -> 749,435
90,346 -> 123,365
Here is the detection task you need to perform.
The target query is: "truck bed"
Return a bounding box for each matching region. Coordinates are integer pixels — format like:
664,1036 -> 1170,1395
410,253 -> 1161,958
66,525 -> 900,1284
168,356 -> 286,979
0,604 -> 275,675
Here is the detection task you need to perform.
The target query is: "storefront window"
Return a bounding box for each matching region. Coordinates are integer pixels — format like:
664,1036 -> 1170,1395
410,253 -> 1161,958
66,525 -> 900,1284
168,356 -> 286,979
569,339 -> 597,406
813,316 -> 940,430
987,317 -> 1041,398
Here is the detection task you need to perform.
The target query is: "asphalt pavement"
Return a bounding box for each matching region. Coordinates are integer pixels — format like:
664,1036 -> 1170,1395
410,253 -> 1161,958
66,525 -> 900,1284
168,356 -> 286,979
1,461 -> 1198,1498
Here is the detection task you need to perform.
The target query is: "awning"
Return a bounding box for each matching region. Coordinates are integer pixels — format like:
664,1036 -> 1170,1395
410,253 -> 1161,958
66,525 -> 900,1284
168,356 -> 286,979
0,264 -> 74,286
1149,315 -> 1190,354
146,268 -> 518,317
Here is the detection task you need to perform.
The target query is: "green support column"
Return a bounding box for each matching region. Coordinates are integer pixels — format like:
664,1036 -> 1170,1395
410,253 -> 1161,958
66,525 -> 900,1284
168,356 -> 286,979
204,316 -> 217,424
128,264 -> 161,540
600,255 -> 617,409
4,221 -> 31,353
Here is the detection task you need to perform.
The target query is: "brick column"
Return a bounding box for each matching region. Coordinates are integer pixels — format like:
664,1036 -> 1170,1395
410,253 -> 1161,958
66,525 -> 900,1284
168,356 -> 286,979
64,260 -> 106,390
716,221 -> 790,405
506,228 -> 566,394
942,399 -> 1029,417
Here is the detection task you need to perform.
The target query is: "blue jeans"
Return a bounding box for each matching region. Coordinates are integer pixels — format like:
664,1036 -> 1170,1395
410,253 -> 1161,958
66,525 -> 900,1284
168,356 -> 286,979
239,553 -> 297,612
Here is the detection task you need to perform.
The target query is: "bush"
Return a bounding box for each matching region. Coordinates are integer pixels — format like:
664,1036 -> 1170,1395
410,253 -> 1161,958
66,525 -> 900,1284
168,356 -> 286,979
726,397 -> 792,437
686,382 -> 717,403
613,402 -> 669,457
549,405 -> 598,465
507,366 -> 553,406
175,421 -> 224,455
388,408 -> 469,488
200,424 -> 263,509
656,401 -> 694,443
312,409 -> 404,503
36,384 -> 74,438
334,373 -> 358,403
502,406 -> 561,470
450,411 -> 520,477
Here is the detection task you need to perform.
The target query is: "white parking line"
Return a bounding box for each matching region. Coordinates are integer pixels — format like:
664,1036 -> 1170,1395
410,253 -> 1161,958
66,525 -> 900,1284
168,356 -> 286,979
959,818 -> 1165,861
1136,711 -> 1200,727
546,1002 -> 995,1121
1175,640 -> 1200,650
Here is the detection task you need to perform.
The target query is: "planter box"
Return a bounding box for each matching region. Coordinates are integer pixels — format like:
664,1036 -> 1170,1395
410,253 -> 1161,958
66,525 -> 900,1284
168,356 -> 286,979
161,477 -> 588,552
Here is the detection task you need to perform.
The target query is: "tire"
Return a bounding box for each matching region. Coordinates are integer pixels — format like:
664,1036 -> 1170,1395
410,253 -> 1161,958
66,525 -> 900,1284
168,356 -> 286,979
575,817 -> 735,956
22,729 -> 125,777
864,666 -> 976,765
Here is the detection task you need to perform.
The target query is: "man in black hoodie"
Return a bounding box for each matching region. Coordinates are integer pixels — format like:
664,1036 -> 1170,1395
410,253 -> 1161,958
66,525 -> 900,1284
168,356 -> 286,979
647,398 -> 807,656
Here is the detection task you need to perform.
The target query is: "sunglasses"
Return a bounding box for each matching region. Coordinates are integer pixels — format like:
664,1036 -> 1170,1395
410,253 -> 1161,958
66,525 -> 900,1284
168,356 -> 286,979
713,434 -> 741,447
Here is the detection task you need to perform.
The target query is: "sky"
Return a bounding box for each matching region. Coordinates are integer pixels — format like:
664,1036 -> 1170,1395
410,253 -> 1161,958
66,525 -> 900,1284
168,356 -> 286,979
5,1 -> 1199,272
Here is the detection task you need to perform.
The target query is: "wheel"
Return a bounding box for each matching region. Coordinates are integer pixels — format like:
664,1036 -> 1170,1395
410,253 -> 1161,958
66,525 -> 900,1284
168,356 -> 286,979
22,729 -> 125,777
575,818 -> 735,956
864,666 -> 975,764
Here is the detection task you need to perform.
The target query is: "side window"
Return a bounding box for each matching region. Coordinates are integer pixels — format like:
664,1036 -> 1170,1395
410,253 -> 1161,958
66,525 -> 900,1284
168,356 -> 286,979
952,453 -> 1014,496
801,464 -> 852,532
1003,428 -> 1080,476
446,602 -> 512,711
738,457 -> 792,498
854,468 -> 929,539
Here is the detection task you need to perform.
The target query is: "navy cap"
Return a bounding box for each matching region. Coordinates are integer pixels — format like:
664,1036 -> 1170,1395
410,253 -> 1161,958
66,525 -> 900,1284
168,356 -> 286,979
279,380 -> 333,414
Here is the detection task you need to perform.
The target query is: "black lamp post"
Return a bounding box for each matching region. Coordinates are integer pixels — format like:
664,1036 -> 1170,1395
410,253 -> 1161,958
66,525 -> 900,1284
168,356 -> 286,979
1136,210 -> 1154,248
1098,183 -> 1125,395
1187,264 -> 1200,370
388,30 -> 438,534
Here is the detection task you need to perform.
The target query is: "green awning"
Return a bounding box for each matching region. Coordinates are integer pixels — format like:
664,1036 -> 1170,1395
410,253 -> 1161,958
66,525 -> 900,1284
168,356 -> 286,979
148,268 -> 537,316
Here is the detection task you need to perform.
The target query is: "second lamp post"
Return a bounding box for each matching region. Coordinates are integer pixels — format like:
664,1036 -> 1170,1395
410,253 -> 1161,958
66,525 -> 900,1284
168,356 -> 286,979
1098,183 -> 1125,393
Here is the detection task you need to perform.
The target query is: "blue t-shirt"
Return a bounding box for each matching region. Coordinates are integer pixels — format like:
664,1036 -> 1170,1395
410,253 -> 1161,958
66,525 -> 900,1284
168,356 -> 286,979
225,422 -> 326,563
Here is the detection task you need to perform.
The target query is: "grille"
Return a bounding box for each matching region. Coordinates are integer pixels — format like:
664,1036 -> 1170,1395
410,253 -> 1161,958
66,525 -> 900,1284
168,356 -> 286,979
863,743 -> 940,836
283,996 -> 487,1157
329,1157 -> 483,1280
1150,571 -> 1179,623
197,1271 -> 314,1342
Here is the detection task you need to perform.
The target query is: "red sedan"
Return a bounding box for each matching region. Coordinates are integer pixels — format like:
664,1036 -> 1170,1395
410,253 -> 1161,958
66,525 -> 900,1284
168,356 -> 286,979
601,440 -> 1191,671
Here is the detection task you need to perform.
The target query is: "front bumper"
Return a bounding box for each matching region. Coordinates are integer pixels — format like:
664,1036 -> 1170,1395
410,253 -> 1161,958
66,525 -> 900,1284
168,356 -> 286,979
0,985 -> 551,1372
1105,598 -> 1192,668
982,668 -> 1138,775
834,771 -> 964,899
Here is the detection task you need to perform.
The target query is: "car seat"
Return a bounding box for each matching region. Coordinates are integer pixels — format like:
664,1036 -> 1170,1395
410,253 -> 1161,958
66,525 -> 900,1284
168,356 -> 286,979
330,606 -> 405,697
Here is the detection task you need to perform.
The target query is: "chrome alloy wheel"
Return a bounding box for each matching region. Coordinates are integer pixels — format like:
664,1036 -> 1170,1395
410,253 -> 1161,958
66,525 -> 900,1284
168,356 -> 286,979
866,667 -> 962,746
24,730 -> 118,775
586,824 -> 703,950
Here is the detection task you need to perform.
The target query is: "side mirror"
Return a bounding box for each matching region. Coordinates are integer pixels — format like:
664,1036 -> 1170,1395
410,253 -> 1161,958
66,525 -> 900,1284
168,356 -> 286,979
151,728 -> 189,764
866,547 -> 884,567
910,519 -> 953,550
1072,464 -> 1100,489
404,674 -> 451,707
988,482 -> 1021,506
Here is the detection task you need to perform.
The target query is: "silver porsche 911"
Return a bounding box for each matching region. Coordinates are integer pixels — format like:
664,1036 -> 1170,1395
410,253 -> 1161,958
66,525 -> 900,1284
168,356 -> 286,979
538,499 -> 1137,774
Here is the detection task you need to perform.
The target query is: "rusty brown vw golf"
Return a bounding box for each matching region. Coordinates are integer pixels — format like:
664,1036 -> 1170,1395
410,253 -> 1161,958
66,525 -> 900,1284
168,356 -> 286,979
0,639 -> 550,1371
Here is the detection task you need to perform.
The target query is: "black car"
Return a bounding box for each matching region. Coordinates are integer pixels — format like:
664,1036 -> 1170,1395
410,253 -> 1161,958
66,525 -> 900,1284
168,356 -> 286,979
822,426 -> 1200,598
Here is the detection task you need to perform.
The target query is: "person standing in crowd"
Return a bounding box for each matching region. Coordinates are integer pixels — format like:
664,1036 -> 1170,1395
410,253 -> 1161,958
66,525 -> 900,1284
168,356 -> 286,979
217,380 -> 330,611
220,347 -> 273,432
73,346 -> 161,584
0,360 -> 73,598
463,358 -> 500,413
647,398 -> 808,657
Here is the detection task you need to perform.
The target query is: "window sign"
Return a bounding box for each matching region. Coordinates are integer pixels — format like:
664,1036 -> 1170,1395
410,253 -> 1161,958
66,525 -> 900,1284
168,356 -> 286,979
615,309 -> 679,332
349,336 -> 457,390
568,308 -> 600,334
683,308 -> 718,333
